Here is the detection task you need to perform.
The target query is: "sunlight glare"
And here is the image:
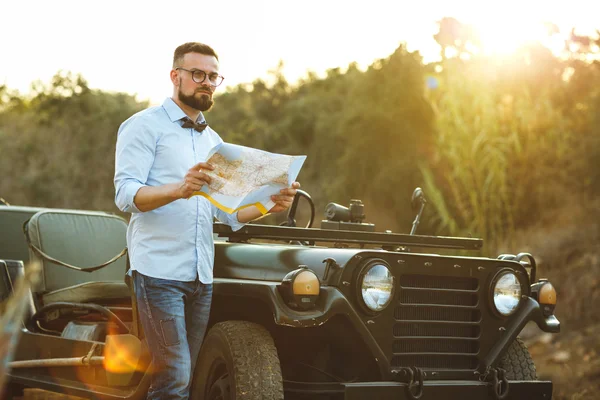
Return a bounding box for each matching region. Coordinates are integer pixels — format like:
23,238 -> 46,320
473,17 -> 550,55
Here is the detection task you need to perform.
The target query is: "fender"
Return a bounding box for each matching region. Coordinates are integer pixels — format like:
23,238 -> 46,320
212,278 -> 391,377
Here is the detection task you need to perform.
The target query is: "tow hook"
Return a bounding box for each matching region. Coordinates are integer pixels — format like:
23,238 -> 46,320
485,368 -> 509,400
392,366 -> 424,400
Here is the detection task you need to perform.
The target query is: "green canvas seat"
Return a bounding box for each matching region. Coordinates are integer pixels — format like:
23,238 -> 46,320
24,209 -> 129,305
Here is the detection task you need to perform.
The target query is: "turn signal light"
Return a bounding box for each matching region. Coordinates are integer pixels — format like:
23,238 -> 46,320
539,282 -> 557,305
279,265 -> 320,310
531,280 -> 557,316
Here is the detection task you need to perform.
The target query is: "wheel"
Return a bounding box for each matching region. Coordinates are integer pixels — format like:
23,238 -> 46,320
191,321 -> 284,400
498,337 -> 537,380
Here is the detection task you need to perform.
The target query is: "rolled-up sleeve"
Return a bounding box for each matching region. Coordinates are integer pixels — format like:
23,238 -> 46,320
114,117 -> 156,213
213,207 -> 245,232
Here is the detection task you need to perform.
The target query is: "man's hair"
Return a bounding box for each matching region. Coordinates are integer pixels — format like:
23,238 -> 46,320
173,42 -> 219,67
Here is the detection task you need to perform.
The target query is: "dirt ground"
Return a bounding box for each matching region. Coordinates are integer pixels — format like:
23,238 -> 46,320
527,325 -> 600,399
499,203 -> 600,400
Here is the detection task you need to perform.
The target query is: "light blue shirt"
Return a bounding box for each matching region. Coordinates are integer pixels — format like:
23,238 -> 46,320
114,97 -> 244,283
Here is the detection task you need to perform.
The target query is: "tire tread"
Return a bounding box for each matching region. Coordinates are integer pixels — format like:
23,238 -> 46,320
499,337 -> 537,380
211,321 -> 284,400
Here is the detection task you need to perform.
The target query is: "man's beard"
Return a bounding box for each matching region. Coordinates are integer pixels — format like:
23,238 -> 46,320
178,89 -> 214,112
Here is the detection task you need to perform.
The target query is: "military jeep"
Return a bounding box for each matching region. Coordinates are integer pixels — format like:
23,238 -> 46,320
0,188 -> 559,399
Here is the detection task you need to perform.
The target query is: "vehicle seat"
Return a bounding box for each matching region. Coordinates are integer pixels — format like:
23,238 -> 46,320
24,210 -> 129,305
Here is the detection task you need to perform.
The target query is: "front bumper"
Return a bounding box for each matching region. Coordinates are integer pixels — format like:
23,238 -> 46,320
344,380 -> 552,399
285,380 -> 553,399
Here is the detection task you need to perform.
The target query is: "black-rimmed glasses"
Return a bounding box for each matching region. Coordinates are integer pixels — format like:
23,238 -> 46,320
176,68 -> 225,87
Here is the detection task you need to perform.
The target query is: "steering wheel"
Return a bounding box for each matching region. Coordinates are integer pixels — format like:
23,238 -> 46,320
279,189 -> 315,228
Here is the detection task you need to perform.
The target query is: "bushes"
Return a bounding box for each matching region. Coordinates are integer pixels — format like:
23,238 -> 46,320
0,49 -> 598,249
0,72 -> 146,211
422,55 -> 599,250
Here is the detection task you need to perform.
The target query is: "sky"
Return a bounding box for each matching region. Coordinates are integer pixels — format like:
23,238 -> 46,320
2,0 -> 598,105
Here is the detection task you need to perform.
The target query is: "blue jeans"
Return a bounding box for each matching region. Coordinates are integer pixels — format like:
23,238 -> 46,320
133,271 -> 212,400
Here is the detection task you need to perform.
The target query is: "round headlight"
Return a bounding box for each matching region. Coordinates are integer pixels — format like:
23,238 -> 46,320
360,263 -> 394,312
492,271 -> 522,316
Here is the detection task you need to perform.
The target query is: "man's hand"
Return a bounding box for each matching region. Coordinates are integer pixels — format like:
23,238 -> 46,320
269,182 -> 301,213
176,161 -> 214,199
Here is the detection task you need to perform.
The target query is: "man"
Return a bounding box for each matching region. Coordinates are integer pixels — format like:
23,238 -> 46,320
114,42 -> 299,400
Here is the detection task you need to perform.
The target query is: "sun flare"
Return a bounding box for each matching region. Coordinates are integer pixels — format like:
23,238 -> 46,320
475,19 -> 551,55
435,7 -> 572,61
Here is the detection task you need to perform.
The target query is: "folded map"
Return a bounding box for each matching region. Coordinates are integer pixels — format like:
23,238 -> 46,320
192,142 -> 306,214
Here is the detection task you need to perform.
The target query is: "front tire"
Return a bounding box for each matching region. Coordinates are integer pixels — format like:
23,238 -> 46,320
498,337 -> 537,380
191,320 -> 284,400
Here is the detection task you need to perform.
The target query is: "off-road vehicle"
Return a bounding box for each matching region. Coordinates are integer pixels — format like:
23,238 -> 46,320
0,188 -> 559,399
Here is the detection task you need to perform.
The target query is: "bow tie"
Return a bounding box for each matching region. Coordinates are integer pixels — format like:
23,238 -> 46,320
181,118 -> 208,132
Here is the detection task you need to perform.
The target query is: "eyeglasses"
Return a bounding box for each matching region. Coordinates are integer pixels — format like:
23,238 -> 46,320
176,68 -> 225,87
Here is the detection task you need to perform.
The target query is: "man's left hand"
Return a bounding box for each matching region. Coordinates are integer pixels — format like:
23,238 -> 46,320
269,182 -> 300,213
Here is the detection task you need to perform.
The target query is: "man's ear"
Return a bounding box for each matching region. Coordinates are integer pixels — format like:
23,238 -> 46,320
170,69 -> 179,86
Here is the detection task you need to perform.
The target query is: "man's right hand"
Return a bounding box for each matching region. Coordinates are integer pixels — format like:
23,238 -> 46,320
176,161 -> 215,199
132,161 -> 215,212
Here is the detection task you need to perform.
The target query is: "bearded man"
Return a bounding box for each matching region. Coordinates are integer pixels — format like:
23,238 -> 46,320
114,42 -> 299,400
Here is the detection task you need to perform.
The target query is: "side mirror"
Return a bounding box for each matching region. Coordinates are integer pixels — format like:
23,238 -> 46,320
410,187 -> 427,235
411,187 -> 425,211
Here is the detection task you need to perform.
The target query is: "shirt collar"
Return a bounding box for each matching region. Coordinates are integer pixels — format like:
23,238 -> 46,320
162,97 -> 206,124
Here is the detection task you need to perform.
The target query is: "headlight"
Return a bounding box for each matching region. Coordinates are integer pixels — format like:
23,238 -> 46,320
360,262 -> 394,312
492,271 -> 522,316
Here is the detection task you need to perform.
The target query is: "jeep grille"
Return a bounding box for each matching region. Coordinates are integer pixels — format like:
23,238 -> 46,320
392,274 -> 480,371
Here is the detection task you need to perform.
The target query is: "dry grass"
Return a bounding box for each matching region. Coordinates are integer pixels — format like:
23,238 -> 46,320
496,199 -> 600,399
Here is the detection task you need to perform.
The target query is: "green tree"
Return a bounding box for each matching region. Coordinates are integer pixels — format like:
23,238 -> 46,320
210,46 -> 435,231
0,71 -> 147,211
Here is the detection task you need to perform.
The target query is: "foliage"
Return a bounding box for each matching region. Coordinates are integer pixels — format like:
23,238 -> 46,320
0,71 -> 147,211
422,24 -> 600,249
0,32 -> 598,249
209,46 -> 435,231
